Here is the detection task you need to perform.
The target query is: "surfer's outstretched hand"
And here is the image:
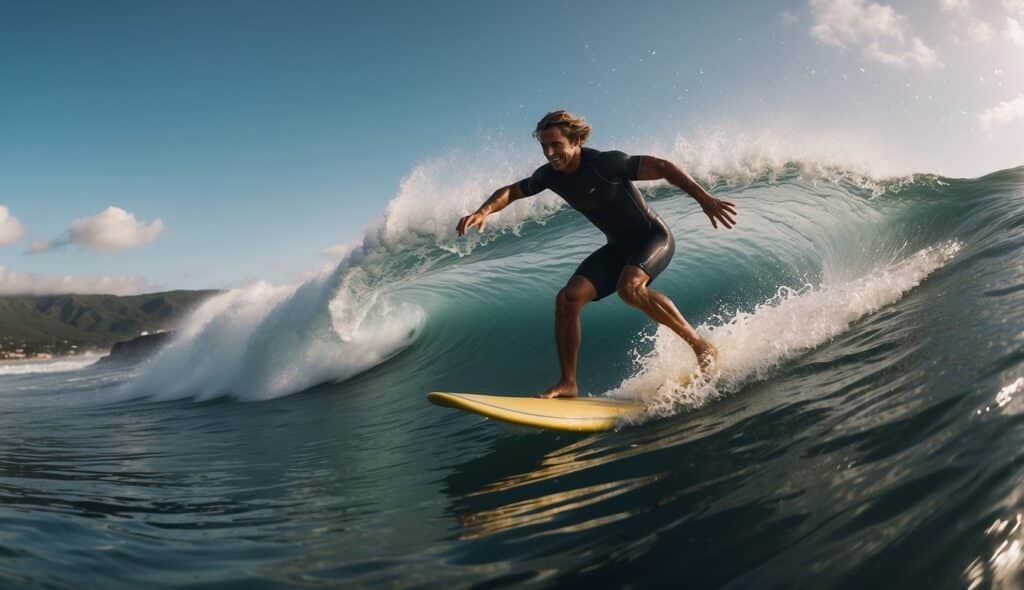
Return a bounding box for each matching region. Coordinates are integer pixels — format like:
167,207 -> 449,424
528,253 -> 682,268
457,211 -> 487,236
698,195 -> 738,229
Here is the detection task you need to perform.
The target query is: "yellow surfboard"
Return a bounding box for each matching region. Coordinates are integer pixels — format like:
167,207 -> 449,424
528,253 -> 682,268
427,392 -> 643,432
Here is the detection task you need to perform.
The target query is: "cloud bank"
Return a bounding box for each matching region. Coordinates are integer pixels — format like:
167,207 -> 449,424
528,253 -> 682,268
0,266 -> 153,295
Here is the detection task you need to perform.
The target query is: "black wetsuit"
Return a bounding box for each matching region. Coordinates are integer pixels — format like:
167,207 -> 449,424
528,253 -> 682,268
518,147 -> 675,300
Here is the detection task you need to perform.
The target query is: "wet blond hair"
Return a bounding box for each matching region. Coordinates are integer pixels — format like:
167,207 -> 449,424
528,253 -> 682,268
533,110 -> 591,145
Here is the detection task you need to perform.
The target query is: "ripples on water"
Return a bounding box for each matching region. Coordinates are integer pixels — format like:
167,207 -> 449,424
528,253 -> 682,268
1,168 -> 1023,588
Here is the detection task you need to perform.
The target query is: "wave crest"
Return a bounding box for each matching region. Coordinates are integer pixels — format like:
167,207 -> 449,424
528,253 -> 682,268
125,131 -> 967,403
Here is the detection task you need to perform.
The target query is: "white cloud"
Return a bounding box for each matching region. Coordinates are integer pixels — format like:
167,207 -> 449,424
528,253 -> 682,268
0,206 -> 24,245
1006,17 -> 1024,44
863,37 -> 942,68
0,266 -> 153,295
941,0 -> 1016,45
810,0 -> 905,45
939,0 -> 994,44
809,0 -> 943,69
978,94 -> 1024,131
31,206 -> 165,254
1005,0 -> 1024,16
968,19 -> 994,42
71,206 -> 164,251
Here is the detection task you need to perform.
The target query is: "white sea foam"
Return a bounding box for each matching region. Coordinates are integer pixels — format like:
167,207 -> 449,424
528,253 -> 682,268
608,241 -> 962,415
376,148 -> 564,256
617,126 -> 922,196
123,269 -> 423,401
0,354 -> 103,376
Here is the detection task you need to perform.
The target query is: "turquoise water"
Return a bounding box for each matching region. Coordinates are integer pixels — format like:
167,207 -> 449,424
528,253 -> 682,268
1,164 -> 1023,588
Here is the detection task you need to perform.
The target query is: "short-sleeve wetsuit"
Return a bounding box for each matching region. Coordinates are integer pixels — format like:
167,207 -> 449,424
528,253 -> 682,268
517,147 -> 675,300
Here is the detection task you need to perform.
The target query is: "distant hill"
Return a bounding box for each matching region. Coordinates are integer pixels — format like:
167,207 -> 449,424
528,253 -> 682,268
0,290 -> 218,357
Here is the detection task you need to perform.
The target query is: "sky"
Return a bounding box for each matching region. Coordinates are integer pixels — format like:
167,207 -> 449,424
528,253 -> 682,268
2,0 -> 1023,294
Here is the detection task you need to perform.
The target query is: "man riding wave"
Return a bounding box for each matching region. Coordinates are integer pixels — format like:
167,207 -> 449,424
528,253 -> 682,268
457,111 -> 737,398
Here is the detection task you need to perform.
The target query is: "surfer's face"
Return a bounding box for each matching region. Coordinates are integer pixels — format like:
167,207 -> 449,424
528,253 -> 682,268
538,127 -> 580,172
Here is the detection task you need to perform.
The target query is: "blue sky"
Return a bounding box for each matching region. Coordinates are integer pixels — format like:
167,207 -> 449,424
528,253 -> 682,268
2,0 -> 1022,293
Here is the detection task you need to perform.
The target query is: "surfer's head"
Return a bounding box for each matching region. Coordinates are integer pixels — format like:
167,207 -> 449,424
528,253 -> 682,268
533,110 -> 589,172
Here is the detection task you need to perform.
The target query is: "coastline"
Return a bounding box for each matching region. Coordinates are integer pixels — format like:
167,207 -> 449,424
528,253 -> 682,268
0,332 -> 174,369
0,351 -> 103,365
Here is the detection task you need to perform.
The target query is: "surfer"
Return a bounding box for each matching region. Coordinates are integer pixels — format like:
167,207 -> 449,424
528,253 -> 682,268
456,110 -> 737,398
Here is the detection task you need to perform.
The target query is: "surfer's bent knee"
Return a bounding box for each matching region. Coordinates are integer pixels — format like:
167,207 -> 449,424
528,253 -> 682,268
616,280 -> 647,307
614,274 -> 647,307
616,266 -> 650,307
557,286 -> 589,310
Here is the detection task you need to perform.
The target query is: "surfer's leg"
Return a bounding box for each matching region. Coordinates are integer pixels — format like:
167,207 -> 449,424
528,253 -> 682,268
616,265 -> 718,373
539,275 -> 598,399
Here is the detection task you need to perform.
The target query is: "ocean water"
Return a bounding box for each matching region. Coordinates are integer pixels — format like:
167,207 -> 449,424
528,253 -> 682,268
2,151 -> 1023,589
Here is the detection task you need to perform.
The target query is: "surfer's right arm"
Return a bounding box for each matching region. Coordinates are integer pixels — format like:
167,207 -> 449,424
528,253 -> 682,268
456,183 -> 526,236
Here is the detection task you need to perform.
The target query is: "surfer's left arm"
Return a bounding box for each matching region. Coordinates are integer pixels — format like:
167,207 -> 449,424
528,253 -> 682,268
636,157 -> 738,229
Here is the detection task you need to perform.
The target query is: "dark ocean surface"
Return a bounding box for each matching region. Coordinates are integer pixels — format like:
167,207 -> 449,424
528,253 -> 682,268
2,163 -> 1023,589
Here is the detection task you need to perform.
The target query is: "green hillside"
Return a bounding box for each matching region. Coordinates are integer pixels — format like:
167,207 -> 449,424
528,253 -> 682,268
0,290 -> 218,357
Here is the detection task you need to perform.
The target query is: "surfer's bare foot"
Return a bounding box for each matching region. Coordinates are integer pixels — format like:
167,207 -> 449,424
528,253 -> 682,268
538,381 -> 578,399
695,341 -> 719,375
